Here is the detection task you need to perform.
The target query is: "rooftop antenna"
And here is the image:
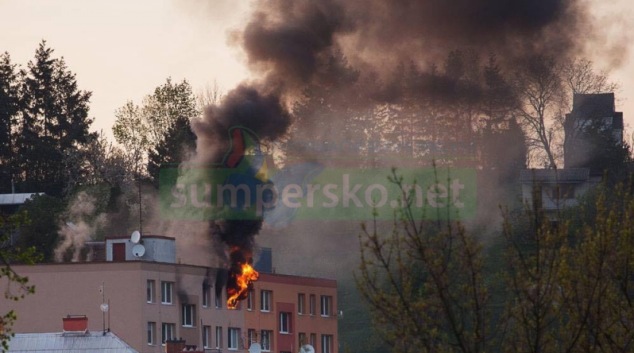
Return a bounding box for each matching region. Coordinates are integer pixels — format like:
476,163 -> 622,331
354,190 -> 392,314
131,230 -> 145,258
99,282 -> 109,334
131,230 -> 141,244
138,172 -> 143,236
132,243 -> 146,258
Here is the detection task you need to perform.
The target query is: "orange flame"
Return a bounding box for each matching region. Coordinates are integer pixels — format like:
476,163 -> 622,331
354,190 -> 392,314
227,262 -> 260,309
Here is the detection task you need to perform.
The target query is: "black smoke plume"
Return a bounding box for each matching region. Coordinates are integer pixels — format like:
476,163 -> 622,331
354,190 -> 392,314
188,0 -> 625,305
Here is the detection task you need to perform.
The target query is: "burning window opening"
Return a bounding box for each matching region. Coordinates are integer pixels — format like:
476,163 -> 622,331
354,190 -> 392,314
226,246 -> 260,309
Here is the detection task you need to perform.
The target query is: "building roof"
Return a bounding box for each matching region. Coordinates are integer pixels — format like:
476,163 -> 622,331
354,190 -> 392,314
6,331 -> 138,353
572,93 -> 615,118
8,260 -> 338,287
0,193 -> 43,206
519,168 -> 590,183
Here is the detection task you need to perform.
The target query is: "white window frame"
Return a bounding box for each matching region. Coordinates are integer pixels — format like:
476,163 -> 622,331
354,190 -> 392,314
147,280 -> 155,303
147,322 -> 155,345
261,330 -> 272,352
280,312 -> 290,334
161,323 -> 175,345
298,293 -> 305,314
310,333 -> 316,347
203,326 -> 211,348
182,304 -> 195,327
215,326 -> 222,349
261,290 -> 271,312
161,281 -> 173,305
320,296 -> 332,317
299,332 -> 306,346
228,328 -> 240,350
321,335 -> 332,353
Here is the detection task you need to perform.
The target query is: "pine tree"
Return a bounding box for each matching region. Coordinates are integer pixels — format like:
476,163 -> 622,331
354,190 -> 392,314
17,41 -> 93,196
147,115 -> 196,186
0,52 -> 20,192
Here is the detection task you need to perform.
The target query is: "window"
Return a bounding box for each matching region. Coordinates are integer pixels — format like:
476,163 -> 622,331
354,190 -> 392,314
147,280 -> 155,303
247,289 -> 254,311
228,328 -> 240,350
299,332 -> 307,346
203,326 -> 211,348
552,184 -> 575,200
261,330 -> 272,351
161,323 -> 175,345
310,333 -> 316,347
147,322 -> 155,345
182,304 -> 196,327
280,312 -> 291,333
215,327 -> 222,349
248,329 -> 256,347
261,290 -> 271,312
298,293 -> 305,314
215,291 -> 222,309
161,282 -> 173,305
202,285 -> 210,307
309,294 -> 316,315
320,296 -> 332,317
321,335 -> 333,353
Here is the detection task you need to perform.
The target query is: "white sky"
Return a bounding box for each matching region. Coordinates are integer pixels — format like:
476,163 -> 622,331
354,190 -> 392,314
0,0 -> 633,142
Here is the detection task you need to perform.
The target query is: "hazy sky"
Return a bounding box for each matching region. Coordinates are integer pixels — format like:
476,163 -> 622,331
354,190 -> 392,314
1,0 -> 633,142
0,0 -> 251,139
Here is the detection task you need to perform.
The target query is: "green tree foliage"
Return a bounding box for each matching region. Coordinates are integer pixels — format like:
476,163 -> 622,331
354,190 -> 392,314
14,41 -> 94,196
357,172 -> 634,352
14,195 -> 64,263
146,79 -> 198,185
357,170 -> 489,353
113,78 -> 199,184
1,212 -> 40,351
0,53 -> 20,194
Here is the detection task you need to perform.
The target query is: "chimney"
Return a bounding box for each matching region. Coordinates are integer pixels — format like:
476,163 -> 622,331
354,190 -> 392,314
63,315 -> 88,332
165,339 -> 186,353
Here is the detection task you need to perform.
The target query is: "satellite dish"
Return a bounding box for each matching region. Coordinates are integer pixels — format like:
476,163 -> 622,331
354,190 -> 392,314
131,231 -> 141,244
132,244 -> 146,257
100,303 -> 109,312
299,344 -> 315,353
249,343 -> 262,353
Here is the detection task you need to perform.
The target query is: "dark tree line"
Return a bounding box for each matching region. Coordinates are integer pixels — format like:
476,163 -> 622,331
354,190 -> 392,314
0,41 -> 94,196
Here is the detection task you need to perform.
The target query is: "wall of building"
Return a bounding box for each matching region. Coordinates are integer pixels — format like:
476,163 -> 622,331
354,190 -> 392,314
0,262 -> 145,350
1,262 -> 339,353
105,236 -> 176,263
246,273 -> 338,353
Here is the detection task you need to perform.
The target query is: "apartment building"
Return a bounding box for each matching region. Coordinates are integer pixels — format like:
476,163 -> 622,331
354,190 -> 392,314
1,236 -> 338,353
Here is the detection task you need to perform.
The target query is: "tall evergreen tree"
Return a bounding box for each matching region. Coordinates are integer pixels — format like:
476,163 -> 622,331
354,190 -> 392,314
0,52 -> 20,193
17,41 -> 93,196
